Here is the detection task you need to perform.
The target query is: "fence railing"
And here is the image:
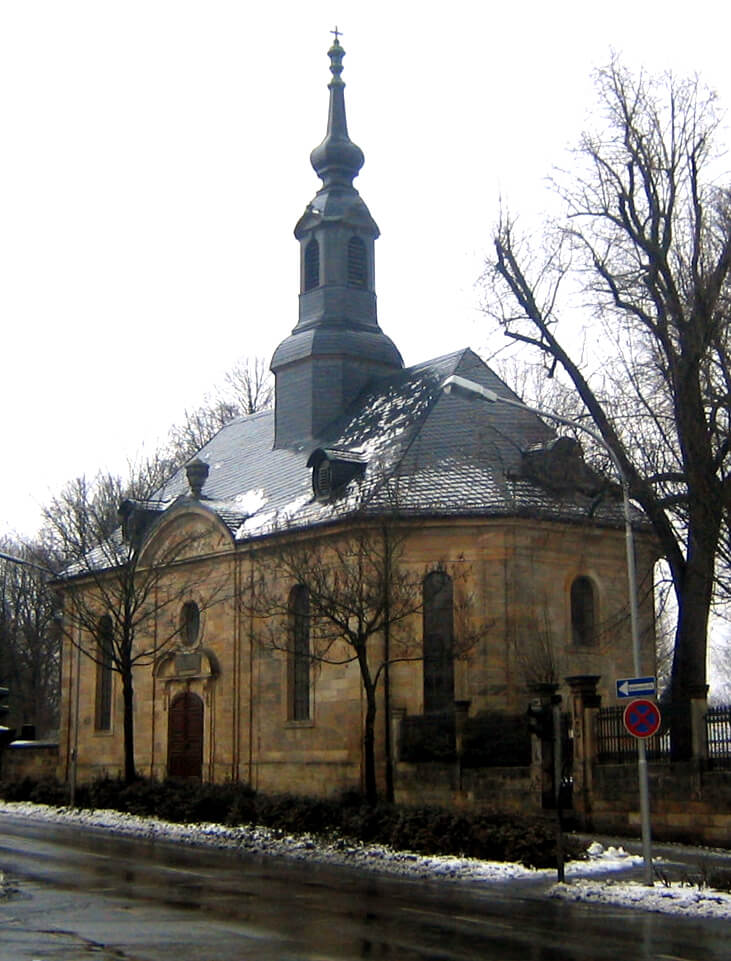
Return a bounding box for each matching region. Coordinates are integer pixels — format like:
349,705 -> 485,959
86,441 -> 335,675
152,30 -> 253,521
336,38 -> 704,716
596,705 -> 670,763
596,703 -> 731,765
706,705 -> 731,769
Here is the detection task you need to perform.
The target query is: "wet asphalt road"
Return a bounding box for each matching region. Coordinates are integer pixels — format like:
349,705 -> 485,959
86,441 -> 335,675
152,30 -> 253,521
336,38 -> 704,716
0,815 -> 728,961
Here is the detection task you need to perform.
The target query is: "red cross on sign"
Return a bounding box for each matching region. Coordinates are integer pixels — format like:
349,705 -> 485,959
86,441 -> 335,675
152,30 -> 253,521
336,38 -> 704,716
623,698 -> 661,739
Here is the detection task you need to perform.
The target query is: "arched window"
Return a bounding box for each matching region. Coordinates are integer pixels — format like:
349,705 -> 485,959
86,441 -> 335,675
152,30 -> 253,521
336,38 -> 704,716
422,571 -> 455,714
347,236 -> 367,288
95,614 -> 114,731
304,239 -> 320,292
289,585 -> 310,721
571,576 -> 596,646
180,601 -> 200,648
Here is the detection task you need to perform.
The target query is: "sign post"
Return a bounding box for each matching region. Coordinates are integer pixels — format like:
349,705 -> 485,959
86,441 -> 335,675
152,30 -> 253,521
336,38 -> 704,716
615,678 -> 655,886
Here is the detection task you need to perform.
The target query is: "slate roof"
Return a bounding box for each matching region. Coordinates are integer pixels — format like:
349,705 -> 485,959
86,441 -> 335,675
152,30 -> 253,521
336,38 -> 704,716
144,348 -> 634,544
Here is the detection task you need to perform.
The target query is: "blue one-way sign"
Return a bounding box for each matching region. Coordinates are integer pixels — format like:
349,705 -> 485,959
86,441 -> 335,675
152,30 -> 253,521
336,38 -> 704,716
616,676 -> 657,699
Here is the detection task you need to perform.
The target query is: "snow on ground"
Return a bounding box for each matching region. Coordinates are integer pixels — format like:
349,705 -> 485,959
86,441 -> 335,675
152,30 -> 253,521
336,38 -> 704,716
548,841 -> 731,919
1,802 -> 730,919
549,875 -> 731,919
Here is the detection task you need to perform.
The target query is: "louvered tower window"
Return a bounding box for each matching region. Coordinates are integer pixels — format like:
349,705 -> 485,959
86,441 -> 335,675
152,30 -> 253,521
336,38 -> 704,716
304,239 -> 320,291
316,460 -> 332,497
347,236 -> 367,288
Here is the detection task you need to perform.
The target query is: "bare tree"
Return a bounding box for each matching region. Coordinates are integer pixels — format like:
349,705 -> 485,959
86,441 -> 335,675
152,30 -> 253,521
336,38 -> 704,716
483,59 -> 731,757
516,600 -> 564,689
166,356 -> 273,463
166,399 -> 240,464
224,356 -> 274,415
243,519 -> 479,804
44,472 -> 228,783
0,538 -> 61,737
709,627 -> 731,704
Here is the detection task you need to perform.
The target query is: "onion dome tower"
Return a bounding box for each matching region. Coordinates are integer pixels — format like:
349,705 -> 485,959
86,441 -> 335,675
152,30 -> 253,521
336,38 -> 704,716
271,34 -> 403,448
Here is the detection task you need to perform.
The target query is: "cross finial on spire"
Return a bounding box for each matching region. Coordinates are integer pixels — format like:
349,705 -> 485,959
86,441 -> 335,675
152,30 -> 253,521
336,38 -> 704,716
327,27 -> 345,83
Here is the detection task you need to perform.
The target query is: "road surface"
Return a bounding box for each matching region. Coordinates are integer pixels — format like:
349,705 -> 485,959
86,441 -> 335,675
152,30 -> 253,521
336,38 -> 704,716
0,815 -> 727,960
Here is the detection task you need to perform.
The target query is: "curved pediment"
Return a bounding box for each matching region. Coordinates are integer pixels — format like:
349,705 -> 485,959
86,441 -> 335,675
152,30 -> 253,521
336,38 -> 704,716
137,501 -> 234,568
154,645 -> 220,681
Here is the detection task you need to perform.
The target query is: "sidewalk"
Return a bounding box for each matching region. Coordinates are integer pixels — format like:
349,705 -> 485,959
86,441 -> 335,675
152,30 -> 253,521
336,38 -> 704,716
571,832 -> 731,885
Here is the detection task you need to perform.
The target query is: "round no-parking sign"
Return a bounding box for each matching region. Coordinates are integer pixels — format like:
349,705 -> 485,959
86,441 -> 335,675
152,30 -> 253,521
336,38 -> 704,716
623,698 -> 661,738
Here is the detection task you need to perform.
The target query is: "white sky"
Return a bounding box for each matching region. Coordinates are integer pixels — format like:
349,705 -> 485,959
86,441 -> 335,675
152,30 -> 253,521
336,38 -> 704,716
2,1 -> 730,540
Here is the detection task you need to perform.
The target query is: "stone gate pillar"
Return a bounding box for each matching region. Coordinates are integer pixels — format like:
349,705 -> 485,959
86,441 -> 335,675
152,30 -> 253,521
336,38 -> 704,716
528,682 -> 559,810
566,675 -> 601,826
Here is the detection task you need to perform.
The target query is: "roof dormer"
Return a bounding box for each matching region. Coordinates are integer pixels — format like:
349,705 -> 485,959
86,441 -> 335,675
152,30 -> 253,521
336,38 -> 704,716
307,447 -> 367,499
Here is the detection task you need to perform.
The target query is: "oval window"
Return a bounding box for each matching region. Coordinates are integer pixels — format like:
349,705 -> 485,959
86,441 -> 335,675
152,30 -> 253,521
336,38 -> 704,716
180,601 -> 200,648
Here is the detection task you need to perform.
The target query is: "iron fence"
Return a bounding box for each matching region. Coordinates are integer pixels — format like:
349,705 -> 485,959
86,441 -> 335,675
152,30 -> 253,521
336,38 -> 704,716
706,705 -> 731,769
596,703 -> 731,765
596,705 -> 670,763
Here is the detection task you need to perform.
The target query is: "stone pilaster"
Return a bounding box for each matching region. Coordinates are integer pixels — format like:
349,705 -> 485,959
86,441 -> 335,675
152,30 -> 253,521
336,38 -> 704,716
565,675 -> 601,824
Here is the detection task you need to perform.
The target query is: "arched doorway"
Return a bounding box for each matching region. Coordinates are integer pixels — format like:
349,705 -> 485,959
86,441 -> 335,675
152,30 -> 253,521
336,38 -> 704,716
168,691 -> 204,779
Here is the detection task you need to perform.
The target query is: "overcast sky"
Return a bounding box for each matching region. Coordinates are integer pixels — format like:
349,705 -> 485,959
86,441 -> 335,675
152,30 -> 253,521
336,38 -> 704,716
1,1 -> 729,540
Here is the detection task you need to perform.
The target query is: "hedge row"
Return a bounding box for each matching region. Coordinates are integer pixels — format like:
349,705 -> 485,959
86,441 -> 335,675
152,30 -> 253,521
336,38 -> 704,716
0,775 -> 581,868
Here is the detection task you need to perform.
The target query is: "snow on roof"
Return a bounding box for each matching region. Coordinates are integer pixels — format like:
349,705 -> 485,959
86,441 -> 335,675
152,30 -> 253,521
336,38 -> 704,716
146,349 -> 632,545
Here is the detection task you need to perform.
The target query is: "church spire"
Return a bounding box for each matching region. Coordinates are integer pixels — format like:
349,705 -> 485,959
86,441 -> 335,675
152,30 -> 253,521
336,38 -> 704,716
309,33 -> 365,188
270,34 -> 403,450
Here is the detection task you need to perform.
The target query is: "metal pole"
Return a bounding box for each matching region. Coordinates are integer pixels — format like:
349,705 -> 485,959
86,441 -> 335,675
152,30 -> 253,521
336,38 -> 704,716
552,697 -> 565,883
70,629 -> 81,808
620,476 -> 654,884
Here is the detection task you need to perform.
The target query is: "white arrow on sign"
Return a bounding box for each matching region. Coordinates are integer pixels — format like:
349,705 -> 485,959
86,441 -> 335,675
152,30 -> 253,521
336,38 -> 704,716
616,676 -> 657,698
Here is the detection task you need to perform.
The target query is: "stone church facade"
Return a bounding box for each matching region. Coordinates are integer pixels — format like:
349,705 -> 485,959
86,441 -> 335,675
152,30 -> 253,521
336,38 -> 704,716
57,38 -> 657,800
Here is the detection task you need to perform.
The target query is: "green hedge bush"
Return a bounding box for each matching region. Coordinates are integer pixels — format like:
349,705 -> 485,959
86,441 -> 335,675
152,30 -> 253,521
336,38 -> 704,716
0,775 -> 579,868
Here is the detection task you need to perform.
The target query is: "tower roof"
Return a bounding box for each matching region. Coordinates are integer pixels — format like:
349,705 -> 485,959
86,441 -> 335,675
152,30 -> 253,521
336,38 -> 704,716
309,35 -> 365,188
270,34 -> 403,448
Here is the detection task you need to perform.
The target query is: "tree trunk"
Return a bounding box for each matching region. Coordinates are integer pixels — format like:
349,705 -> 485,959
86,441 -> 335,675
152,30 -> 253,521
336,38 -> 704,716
382,526 -> 393,803
670,541 -> 715,760
363,691 -> 378,806
121,665 -> 136,783
359,652 -> 379,806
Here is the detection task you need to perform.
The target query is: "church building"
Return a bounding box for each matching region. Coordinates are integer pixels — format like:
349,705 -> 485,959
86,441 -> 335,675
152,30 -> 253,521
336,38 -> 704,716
57,37 -> 657,802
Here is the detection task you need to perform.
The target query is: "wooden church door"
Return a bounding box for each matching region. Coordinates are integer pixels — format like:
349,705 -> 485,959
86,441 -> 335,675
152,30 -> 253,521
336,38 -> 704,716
168,691 -> 204,779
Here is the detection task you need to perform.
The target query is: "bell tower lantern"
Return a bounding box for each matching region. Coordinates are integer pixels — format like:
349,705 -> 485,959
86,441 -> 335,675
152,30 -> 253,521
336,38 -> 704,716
270,34 -> 403,448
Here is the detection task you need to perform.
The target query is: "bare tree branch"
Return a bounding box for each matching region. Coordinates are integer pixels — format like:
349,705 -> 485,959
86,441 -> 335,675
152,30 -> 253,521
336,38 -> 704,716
482,58 -> 731,757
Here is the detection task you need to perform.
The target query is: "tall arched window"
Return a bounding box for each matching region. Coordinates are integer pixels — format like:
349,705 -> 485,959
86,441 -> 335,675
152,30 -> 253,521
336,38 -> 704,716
571,576 -> 596,647
304,239 -> 320,292
289,585 -> 310,721
422,571 -> 455,714
95,614 -> 114,731
347,236 -> 367,288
